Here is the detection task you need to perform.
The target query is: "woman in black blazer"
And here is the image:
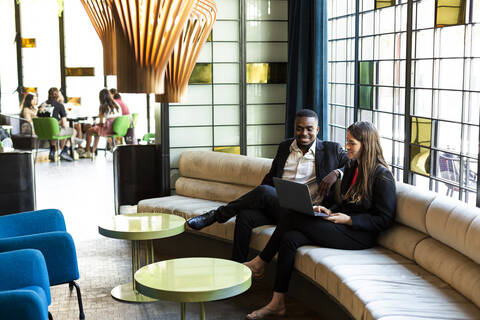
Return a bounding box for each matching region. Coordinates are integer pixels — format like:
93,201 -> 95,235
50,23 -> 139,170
244,121 -> 396,320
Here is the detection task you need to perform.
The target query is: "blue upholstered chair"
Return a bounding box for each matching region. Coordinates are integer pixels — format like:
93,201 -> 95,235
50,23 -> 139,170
0,249 -> 53,320
0,209 -> 84,319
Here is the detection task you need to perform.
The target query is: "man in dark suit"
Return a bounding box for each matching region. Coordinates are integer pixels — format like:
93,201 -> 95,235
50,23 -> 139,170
187,109 -> 349,262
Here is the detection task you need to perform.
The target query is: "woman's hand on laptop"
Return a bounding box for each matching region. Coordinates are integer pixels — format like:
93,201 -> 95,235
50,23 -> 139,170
313,206 -> 331,216
323,212 -> 352,225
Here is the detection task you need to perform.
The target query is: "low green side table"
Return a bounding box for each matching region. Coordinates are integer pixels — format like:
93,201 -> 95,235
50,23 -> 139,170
135,257 -> 252,319
98,213 -> 185,303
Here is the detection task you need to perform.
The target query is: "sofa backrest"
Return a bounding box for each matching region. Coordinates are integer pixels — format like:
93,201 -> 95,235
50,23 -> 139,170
176,151 -> 272,202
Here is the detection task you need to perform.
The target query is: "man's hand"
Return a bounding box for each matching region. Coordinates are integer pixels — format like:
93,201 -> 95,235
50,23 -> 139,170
318,170 -> 338,197
323,212 -> 352,225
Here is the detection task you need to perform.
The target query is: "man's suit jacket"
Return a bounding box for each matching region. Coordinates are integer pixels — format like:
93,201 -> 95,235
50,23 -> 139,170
261,138 -> 349,186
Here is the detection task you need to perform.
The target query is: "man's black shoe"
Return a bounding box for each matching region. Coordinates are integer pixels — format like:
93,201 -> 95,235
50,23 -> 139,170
59,151 -> 73,162
187,210 -> 217,230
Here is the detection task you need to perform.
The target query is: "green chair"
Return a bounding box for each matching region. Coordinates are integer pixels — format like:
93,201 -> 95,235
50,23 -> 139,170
32,118 -> 73,162
130,113 -> 138,129
105,115 -> 131,155
142,133 -> 155,144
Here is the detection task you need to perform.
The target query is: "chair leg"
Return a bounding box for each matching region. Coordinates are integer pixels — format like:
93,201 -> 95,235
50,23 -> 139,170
35,139 -> 39,162
104,137 -> 108,157
48,311 -> 54,320
56,140 -> 60,163
69,281 -> 85,320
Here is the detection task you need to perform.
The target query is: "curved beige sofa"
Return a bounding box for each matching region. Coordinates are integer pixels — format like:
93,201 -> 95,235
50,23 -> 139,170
138,150 -> 480,320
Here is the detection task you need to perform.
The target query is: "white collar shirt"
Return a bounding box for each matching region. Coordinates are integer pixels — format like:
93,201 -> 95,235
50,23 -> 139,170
281,139 -> 316,183
281,140 -> 322,203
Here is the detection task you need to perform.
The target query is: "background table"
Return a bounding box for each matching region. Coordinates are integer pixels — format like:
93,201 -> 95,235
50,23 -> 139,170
98,213 -> 185,302
135,257 -> 252,319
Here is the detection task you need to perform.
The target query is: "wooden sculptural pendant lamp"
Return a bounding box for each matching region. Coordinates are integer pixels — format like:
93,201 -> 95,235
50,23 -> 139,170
108,0 -> 197,93
156,0 -> 217,102
80,0 -> 116,75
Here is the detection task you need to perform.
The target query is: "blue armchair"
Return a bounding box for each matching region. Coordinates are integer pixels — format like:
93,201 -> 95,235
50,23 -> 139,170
0,209 -> 84,319
0,249 -> 53,320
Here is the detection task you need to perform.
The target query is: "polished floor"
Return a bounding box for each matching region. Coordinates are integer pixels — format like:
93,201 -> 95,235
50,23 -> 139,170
36,156 -> 320,319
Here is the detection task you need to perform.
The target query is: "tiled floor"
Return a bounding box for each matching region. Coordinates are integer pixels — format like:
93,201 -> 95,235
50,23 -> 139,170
36,156 -> 320,320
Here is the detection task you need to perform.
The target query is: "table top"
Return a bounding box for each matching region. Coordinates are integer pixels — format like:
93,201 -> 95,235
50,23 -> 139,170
135,257 -> 252,303
98,213 -> 185,240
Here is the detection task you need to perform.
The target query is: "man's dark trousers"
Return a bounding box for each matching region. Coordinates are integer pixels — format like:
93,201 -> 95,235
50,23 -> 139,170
212,184 -> 287,262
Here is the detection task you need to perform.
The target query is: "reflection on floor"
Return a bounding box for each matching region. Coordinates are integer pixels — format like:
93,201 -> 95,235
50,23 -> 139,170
36,157 -> 320,319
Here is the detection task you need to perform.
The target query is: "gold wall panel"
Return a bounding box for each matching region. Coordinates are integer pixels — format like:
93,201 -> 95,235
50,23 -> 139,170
21,38 -> 36,48
246,63 -> 287,84
65,67 -> 95,76
436,0 -> 466,27
189,63 -> 213,84
214,146 -> 240,154
67,97 -> 81,106
23,87 -> 37,94
376,0 -> 395,9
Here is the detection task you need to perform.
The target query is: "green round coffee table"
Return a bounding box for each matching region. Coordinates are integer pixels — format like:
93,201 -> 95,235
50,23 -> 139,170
135,257 -> 252,319
98,213 -> 185,303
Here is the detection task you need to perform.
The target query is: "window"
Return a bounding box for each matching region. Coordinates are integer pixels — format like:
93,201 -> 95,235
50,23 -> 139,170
328,0 -> 480,206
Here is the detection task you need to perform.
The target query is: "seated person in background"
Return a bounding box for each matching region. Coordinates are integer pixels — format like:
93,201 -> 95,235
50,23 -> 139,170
82,89 -> 121,158
41,87 -> 75,162
243,121 -> 397,320
109,88 -> 130,115
187,109 -> 349,262
19,92 -> 38,134
109,88 -> 134,145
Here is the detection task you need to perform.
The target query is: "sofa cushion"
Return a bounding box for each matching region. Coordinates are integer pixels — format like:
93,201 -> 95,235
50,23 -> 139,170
395,182 -> 436,234
414,237 -> 480,309
426,196 -> 480,265
377,223 -> 428,260
179,151 -> 272,187
175,177 -> 254,203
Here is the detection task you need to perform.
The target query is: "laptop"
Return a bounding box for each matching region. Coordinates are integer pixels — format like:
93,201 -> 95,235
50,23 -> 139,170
273,177 -> 330,217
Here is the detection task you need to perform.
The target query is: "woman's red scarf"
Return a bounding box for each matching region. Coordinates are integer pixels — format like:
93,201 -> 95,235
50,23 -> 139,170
350,167 -> 359,187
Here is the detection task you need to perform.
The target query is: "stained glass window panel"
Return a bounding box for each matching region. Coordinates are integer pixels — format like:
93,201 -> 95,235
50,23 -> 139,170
410,145 -> 431,176
435,0 -> 466,28
411,117 -> 432,147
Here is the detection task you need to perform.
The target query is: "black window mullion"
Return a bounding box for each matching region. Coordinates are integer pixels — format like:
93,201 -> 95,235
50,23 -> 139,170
402,0 -> 414,184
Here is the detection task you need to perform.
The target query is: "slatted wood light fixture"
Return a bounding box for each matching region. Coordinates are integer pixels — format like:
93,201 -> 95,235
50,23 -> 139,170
80,0 -> 116,75
108,0 -> 197,93
156,0 -> 217,102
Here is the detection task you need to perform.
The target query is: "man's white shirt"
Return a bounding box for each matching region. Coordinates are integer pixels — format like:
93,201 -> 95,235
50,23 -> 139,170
281,140 -> 322,204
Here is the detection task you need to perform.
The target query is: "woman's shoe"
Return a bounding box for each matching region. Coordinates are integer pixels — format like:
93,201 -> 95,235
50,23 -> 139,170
77,148 -> 86,157
246,306 -> 286,319
83,151 -> 95,159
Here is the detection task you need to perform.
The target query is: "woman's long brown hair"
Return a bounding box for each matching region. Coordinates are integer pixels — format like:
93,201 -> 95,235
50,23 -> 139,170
344,121 -> 389,203
20,93 -> 36,111
98,88 -> 119,116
